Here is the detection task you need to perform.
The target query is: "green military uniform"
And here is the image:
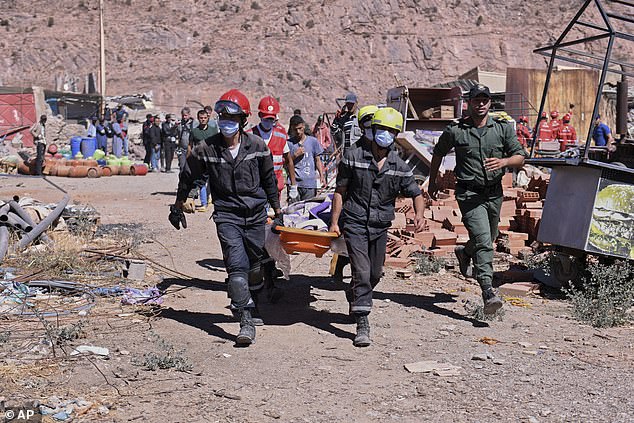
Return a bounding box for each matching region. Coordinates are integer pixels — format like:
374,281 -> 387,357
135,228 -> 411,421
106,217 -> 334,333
434,115 -> 527,291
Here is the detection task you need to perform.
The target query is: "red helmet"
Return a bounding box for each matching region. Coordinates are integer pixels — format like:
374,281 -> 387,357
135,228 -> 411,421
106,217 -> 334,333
214,89 -> 251,116
563,113 -> 571,122
519,115 -> 528,123
540,112 -> 547,119
258,96 -> 280,118
550,110 -> 559,119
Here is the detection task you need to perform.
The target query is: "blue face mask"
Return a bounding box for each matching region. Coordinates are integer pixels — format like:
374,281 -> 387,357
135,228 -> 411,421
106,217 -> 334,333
374,129 -> 394,148
218,119 -> 240,137
260,119 -> 275,132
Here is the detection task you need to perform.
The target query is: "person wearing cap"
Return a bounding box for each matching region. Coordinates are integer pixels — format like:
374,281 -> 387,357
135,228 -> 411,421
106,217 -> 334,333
428,84 -> 527,316
287,115 -> 325,200
331,92 -> 362,153
173,89 -> 281,346
29,114 -> 47,175
330,107 -> 425,347
554,113 -> 577,152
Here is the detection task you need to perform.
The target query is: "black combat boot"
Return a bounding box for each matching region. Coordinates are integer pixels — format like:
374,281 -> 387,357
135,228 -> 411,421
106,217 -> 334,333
482,288 -> 503,315
353,315 -> 371,347
236,309 -> 256,346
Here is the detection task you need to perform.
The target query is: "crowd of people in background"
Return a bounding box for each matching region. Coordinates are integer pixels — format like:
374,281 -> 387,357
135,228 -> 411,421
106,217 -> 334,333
135,93 -> 362,195
83,104 -> 131,159
84,95 -> 618,181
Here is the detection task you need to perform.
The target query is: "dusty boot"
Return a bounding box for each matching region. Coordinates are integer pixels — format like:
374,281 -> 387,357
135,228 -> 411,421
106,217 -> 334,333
353,315 -> 371,347
454,246 -> 473,279
482,288 -> 503,315
236,309 -> 256,346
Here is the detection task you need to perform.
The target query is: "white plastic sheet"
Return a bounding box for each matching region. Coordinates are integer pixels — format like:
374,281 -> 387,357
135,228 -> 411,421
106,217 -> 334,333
264,224 -> 291,279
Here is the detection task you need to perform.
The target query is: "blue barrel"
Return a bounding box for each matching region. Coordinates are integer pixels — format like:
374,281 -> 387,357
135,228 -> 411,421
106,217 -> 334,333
80,137 -> 97,158
70,136 -> 82,158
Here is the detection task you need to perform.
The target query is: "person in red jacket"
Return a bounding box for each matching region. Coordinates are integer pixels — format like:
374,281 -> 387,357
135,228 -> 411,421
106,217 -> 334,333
549,110 -> 562,135
536,112 -> 553,143
516,115 -> 532,149
555,113 -> 577,152
248,96 -> 298,309
248,96 -> 298,202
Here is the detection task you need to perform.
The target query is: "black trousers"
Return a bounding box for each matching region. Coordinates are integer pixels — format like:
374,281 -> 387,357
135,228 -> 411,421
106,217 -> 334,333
35,143 -> 46,176
344,227 -> 387,315
163,142 -> 176,171
143,140 -> 152,164
216,220 -> 266,309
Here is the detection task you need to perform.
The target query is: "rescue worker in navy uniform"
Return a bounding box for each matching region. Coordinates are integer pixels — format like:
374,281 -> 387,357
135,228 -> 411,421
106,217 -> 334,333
330,107 -> 426,347
428,84 -> 527,315
173,89 -> 281,346
331,105 -> 379,284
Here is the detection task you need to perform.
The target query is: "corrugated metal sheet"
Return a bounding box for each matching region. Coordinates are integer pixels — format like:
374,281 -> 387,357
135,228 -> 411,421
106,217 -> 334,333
505,67 -> 600,141
0,93 -> 36,147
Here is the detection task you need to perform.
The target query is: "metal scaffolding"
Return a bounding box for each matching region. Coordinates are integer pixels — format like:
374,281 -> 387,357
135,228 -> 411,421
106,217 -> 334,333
530,0 -> 634,162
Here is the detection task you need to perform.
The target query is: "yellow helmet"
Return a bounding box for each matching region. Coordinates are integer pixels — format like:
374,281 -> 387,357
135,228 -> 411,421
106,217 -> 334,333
371,107 -> 403,132
357,105 -> 379,124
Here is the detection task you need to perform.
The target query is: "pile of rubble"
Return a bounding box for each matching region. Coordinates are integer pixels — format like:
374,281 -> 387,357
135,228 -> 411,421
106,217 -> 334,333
385,171 -> 549,269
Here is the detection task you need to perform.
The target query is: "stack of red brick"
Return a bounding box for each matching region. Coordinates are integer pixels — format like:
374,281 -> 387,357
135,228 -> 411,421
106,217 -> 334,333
384,171 -> 550,269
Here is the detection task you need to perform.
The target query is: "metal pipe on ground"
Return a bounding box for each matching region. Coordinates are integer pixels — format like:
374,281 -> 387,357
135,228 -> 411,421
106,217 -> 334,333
16,194 -> 70,251
0,226 -> 8,263
8,200 -> 52,245
0,212 -> 33,232
0,203 -> 9,216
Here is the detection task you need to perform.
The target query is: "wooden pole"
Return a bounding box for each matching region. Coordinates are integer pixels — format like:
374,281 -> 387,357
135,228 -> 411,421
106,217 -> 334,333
99,0 -> 106,116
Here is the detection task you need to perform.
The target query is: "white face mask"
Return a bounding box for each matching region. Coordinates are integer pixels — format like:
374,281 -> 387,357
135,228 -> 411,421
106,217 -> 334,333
374,129 -> 395,148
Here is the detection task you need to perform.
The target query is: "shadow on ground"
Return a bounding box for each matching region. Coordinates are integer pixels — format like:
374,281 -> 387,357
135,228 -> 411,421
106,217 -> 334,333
157,271 -> 489,346
196,258 -> 226,272
372,290 -> 489,328
150,191 -> 178,196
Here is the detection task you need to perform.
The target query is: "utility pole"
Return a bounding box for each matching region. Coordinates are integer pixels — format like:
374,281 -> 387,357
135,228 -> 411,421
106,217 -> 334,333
99,0 -> 106,116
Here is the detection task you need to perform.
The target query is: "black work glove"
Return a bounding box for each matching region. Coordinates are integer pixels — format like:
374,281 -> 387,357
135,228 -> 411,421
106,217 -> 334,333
168,205 -> 187,230
271,213 -> 284,234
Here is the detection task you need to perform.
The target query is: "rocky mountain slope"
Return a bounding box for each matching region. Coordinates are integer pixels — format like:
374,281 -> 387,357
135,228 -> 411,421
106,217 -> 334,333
0,0 -> 629,122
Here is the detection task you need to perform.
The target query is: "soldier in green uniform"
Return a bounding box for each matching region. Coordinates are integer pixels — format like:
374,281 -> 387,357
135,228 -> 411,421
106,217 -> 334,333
428,84 -> 527,314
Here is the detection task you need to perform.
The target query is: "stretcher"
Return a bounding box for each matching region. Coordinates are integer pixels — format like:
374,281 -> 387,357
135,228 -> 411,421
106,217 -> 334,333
274,226 -> 340,258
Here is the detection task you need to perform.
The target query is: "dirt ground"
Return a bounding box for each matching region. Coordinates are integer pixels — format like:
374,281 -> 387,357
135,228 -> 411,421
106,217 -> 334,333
1,173 -> 633,423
